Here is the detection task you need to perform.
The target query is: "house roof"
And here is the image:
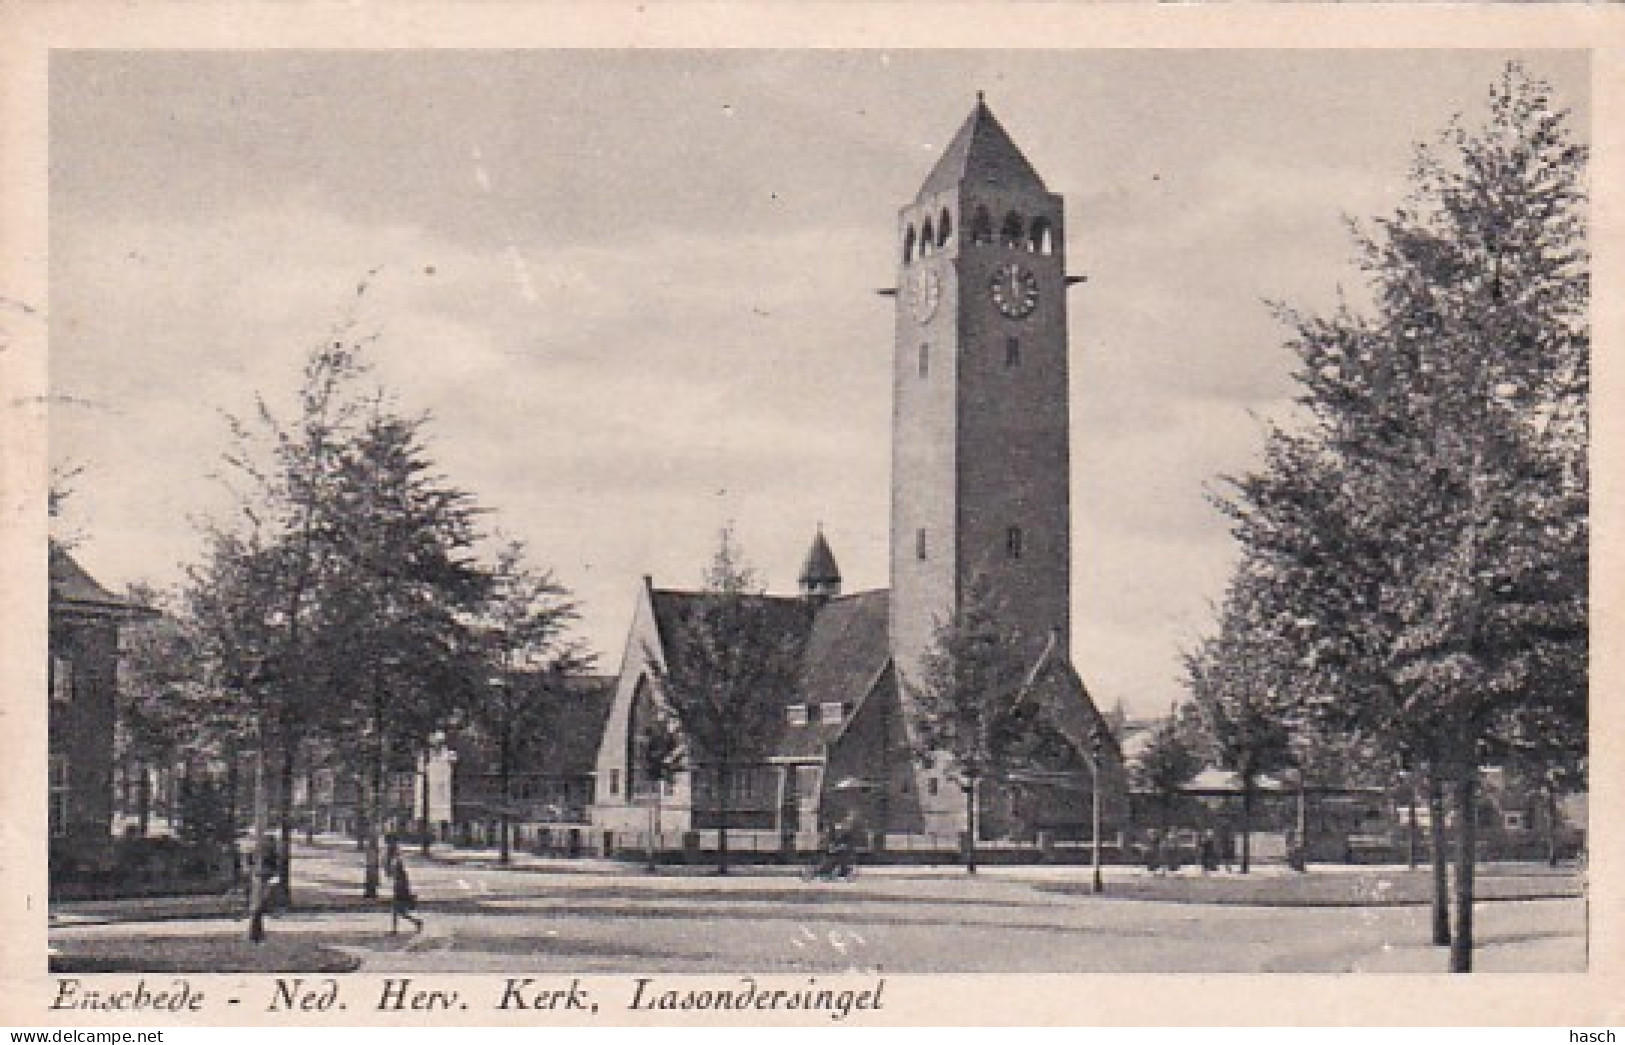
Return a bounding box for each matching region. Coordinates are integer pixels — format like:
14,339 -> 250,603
456,673 -> 615,778
49,545 -> 144,617
917,96 -> 1047,202
645,586 -> 891,762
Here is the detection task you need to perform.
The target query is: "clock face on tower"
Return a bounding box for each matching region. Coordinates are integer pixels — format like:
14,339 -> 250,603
989,262 -> 1039,319
907,267 -> 941,324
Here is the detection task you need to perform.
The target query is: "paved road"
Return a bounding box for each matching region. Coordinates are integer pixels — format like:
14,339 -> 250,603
51,843 -> 1587,974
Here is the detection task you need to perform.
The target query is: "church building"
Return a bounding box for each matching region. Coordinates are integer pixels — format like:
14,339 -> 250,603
590,98 -> 1126,847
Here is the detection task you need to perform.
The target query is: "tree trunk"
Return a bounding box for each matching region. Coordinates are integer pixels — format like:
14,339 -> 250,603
1428,770 -> 1451,947
1546,786 -> 1561,868
1450,769 -> 1478,973
1406,784 -> 1420,871
274,732 -> 296,909
963,783 -> 978,876
499,728 -> 513,866
1238,781 -> 1253,875
715,764 -> 731,876
137,764 -> 152,838
363,758 -> 381,900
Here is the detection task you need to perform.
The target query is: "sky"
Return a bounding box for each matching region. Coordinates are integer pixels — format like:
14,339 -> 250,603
48,49 -> 1589,718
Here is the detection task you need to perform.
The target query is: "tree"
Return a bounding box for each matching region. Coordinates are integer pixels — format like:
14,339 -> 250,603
646,527 -> 803,875
116,585 -> 216,838
1210,65 -> 1587,971
1131,706 -> 1205,833
311,407 -> 490,895
1184,574 -> 1294,875
466,539 -> 591,865
910,573 -> 1043,875
634,712 -> 684,870
197,329 -> 373,917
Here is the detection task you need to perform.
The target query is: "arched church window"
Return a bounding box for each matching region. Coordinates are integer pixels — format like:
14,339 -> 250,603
916,528 -> 928,561
1001,211 -> 1025,248
937,208 -> 953,248
903,226 -> 916,265
919,343 -> 929,379
1006,526 -> 1024,559
1029,218 -> 1054,255
970,206 -> 993,245
1005,337 -> 1021,368
920,218 -> 935,256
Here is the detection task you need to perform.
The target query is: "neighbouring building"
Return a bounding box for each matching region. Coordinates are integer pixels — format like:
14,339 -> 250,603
441,673 -> 616,849
592,98 -> 1128,848
49,545 -> 152,881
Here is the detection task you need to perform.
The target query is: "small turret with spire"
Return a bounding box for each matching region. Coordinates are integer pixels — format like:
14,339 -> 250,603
798,525 -> 842,604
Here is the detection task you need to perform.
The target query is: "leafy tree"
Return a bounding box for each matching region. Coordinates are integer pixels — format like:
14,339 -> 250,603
1131,706 -> 1205,832
1184,573 -> 1294,874
116,585 -> 215,837
646,526 -> 802,875
466,539 -> 591,865
911,573 -> 1043,875
634,712 -> 684,870
312,407 -> 491,895
198,330 -> 373,916
1211,65 -> 1587,971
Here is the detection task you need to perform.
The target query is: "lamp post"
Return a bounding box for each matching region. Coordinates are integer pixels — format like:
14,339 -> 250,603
1090,749 -> 1104,895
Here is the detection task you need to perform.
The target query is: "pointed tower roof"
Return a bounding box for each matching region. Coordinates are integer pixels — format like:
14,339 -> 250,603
917,94 -> 1047,202
798,527 -> 842,590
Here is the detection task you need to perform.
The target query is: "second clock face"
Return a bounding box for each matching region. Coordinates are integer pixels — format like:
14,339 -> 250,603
908,267 -> 942,323
990,262 -> 1039,319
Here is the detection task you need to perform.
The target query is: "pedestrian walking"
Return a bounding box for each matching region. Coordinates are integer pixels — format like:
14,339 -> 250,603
1199,830 -> 1218,874
384,833 -> 401,877
391,857 -> 423,935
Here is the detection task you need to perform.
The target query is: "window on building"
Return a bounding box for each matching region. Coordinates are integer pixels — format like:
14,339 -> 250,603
927,776 -> 940,797
916,528 -> 928,561
786,704 -> 808,726
1007,526 -> 1024,559
50,654 -> 73,704
1005,337 -> 1021,368
609,769 -> 620,796
50,755 -> 69,837
918,343 -> 929,379
820,702 -> 845,725
806,703 -> 821,724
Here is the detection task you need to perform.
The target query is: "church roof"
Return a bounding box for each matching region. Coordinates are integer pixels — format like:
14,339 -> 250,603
644,586 -> 891,762
797,529 -> 841,587
779,590 -> 890,759
917,96 -> 1047,202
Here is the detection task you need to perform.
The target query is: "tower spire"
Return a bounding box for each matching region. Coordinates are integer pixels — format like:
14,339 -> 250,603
798,526 -> 842,602
916,96 -> 1046,201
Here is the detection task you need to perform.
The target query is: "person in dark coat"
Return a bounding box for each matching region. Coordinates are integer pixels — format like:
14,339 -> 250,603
391,858 -> 423,935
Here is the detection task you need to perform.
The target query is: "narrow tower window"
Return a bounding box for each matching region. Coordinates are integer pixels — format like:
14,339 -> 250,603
1030,218 -> 1054,255
1006,526 -> 1024,559
903,226 -> 916,265
920,218 -> 935,257
918,343 -> 929,379
970,206 -> 993,245
937,207 -> 953,248
916,528 -> 928,561
1001,211 -> 1024,248
1005,337 -> 1021,368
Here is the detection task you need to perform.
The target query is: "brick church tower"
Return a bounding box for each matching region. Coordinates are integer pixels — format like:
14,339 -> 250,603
890,95 -> 1073,684
888,96 -> 1089,833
